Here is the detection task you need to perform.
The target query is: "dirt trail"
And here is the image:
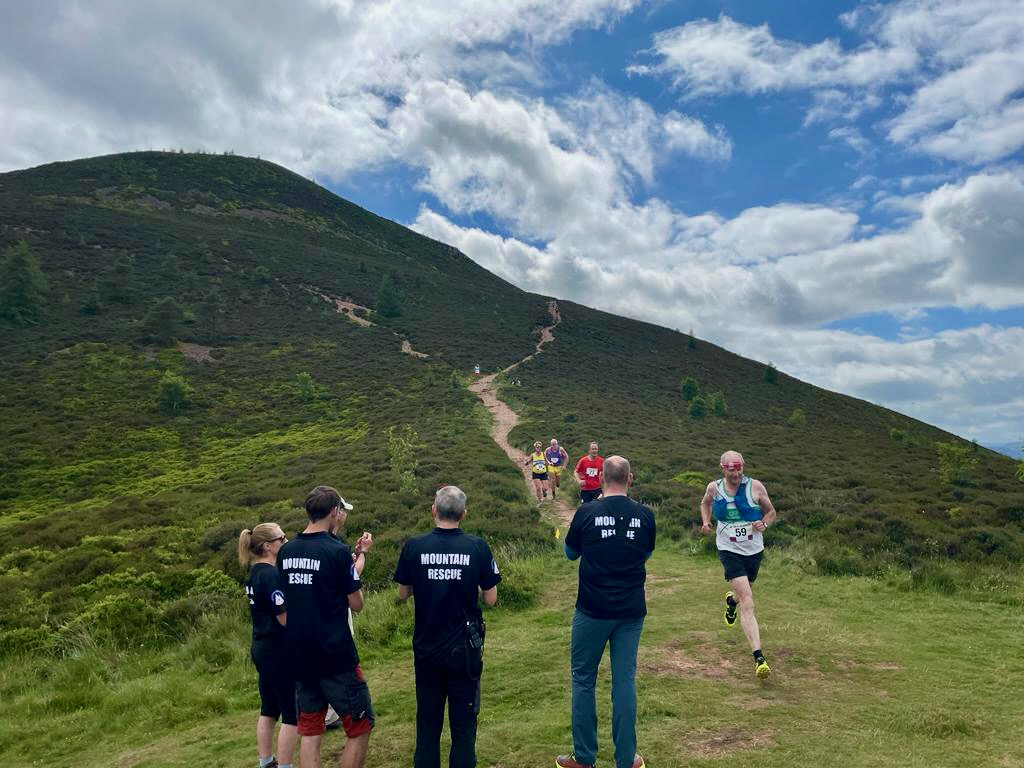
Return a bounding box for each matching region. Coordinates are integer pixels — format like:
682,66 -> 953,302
312,286 -> 572,524
305,286 -> 427,358
469,301 -> 575,525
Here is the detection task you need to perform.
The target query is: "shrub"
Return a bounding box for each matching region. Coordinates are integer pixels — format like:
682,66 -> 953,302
376,274 -> 402,318
688,395 -> 707,419
142,297 -> 184,345
296,371 -> 316,402
0,240 -> 48,325
787,408 -> 807,427
936,441 -> 979,486
158,370 -> 193,415
0,626 -> 56,658
101,252 -> 135,304
60,594 -> 161,649
889,428 -> 907,442
680,376 -> 700,401
709,391 -> 727,416
387,424 -> 420,493
671,471 -> 706,488
79,289 -> 101,315
764,362 -> 778,383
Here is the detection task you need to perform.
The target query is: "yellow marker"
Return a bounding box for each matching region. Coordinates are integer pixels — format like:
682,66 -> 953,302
554,528 -> 560,540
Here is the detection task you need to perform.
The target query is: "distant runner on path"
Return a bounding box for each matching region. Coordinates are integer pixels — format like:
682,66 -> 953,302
526,441 -> 549,505
546,439 -> 569,499
575,443 -> 604,504
700,451 -> 778,680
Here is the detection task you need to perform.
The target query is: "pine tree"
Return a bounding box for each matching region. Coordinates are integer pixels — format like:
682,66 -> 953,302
143,297 -> 184,345
101,252 -> 135,304
376,274 -> 402,318
681,376 -> 700,401
0,240 -> 48,325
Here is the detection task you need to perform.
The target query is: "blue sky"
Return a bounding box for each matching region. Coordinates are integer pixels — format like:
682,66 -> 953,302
1,0 -> 1022,444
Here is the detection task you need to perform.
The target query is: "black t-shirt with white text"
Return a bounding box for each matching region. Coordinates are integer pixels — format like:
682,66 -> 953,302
278,531 -> 361,679
394,528 -> 501,662
565,495 -> 656,620
245,563 -> 287,653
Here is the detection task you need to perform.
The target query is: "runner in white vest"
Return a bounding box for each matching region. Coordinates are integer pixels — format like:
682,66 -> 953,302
700,450 -> 778,679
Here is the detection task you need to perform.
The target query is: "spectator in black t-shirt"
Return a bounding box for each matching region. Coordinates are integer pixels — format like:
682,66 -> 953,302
556,456 -> 656,768
240,522 -> 296,768
394,485 -> 501,768
279,485 -> 375,768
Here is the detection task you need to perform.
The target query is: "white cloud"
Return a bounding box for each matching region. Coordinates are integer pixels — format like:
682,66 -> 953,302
414,170 -> 1024,440
0,0 -> 641,174
635,0 -> 1024,163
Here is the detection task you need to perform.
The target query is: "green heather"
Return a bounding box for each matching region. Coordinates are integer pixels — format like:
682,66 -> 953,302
1,152 -> 1022,766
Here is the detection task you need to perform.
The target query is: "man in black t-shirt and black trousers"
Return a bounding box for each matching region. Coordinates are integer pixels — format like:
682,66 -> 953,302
394,485 -> 501,768
279,485 -> 374,768
557,456 -> 655,768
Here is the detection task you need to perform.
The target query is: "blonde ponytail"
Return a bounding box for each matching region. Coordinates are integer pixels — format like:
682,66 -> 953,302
238,523 -> 284,569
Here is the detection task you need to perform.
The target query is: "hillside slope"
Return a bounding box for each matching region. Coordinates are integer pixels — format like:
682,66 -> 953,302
0,150 -> 1021,645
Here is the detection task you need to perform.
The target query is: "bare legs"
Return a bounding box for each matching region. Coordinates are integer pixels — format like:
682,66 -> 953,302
728,576 -> 761,652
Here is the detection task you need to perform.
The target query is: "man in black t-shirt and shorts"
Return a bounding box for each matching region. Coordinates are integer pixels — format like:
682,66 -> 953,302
557,456 -> 655,768
279,485 -> 374,768
395,485 -> 501,768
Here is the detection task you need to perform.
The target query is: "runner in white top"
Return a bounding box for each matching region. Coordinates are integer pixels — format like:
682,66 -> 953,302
700,450 -> 778,679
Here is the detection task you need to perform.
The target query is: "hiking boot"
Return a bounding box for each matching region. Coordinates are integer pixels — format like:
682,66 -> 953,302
724,591 -> 738,627
755,655 -> 771,680
555,754 -> 594,768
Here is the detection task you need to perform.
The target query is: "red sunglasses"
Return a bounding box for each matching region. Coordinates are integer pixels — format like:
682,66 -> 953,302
720,462 -> 744,471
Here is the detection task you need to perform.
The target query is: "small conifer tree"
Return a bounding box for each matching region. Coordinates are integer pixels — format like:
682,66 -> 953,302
0,240 -> 48,325
689,395 -> 708,418
764,362 -> 778,384
376,274 -> 402,318
681,376 -> 700,401
143,297 -> 184,345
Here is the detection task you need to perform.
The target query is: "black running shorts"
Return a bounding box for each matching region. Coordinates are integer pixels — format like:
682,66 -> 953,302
579,489 -> 601,504
718,549 -> 764,583
532,471 -> 548,480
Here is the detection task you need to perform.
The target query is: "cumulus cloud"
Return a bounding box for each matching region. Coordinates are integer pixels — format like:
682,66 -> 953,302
414,170 -> 1024,439
0,0 -> 640,174
634,0 -> 1024,163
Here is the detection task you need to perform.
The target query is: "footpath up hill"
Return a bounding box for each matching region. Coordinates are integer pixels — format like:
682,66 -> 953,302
1,150 -> 1022,643
0,150 -> 1023,767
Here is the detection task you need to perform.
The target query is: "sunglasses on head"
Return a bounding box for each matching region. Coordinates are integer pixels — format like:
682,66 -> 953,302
720,463 -> 744,471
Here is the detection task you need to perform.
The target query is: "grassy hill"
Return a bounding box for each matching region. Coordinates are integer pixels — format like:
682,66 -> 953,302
1,151 -> 1022,766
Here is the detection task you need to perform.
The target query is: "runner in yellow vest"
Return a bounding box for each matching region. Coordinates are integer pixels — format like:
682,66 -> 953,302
525,441 -> 548,506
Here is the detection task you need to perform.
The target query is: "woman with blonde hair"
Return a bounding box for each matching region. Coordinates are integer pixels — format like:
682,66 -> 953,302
239,523 -> 295,768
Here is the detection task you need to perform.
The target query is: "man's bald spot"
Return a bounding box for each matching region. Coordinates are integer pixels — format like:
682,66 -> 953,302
604,455 -> 630,485
720,450 -> 744,466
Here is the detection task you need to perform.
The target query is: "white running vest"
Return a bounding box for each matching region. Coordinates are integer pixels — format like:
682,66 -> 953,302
715,478 -> 764,556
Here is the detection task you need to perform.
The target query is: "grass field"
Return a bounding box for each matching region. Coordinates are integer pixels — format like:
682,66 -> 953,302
3,541 -> 1022,768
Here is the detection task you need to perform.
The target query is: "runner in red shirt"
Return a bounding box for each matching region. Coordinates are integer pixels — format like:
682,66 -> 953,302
574,442 -> 604,504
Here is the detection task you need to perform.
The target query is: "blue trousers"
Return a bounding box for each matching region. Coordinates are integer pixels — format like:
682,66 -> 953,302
570,610 -> 644,768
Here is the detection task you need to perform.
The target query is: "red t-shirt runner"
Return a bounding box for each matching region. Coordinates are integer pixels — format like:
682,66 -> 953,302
575,455 -> 604,491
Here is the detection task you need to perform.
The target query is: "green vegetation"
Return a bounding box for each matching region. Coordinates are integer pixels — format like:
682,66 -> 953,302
688,395 -> 708,419
376,273 -> 403,318
936,440 -> 980,486
0,240 -> 48,325
681,376 -> 700,401
764,362 -> 778,383
142,296 -> 184,345
1,151 -> 1022,766
2,549 -> 1024,767
787,408 -> 807,428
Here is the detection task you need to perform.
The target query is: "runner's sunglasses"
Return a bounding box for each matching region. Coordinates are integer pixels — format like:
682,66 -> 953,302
720,462 -> 744,471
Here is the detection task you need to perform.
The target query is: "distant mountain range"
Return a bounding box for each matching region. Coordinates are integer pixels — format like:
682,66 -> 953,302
987,442 -> 1024,459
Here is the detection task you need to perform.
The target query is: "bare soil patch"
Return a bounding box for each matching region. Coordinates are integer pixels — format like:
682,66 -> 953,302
178,342 -> 216,363
687,729 -> 775,757
639,640 -> 740,680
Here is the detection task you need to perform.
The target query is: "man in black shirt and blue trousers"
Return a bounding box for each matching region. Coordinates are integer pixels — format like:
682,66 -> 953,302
395,485 -> 501,768
557,456 -> 655,768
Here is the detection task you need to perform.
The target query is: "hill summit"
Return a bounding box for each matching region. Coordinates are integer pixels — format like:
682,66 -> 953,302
0,150 -> 1021,645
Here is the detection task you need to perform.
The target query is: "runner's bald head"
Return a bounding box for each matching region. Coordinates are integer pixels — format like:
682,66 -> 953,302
603,455 -> 631,487
720,450 -> 744,467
